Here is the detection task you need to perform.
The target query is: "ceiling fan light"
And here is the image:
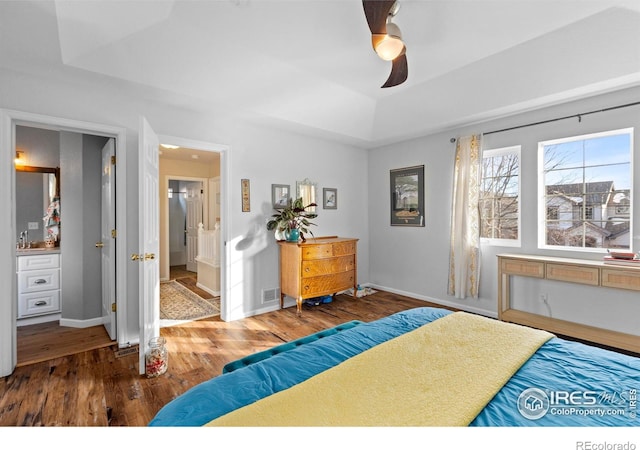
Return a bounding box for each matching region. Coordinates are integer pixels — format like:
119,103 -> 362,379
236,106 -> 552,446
375,21 -> 404,61
375,34 -> 405,61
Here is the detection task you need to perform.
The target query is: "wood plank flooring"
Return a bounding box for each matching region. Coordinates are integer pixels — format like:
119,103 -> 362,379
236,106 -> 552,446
1,290 -> 435,426
15,265 -> 206,367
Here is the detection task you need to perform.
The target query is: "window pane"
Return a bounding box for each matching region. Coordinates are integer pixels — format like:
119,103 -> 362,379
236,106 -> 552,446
480,147 -> 520,243
539,129 -> 633,251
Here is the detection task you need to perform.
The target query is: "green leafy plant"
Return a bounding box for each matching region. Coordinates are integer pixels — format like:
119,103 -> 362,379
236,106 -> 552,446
266,197 -> 318,241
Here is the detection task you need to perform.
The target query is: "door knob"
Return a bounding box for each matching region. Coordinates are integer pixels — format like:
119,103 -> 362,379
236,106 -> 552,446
144,253 -> 156,260
131,253 -> 141,261
96,242 -> 104,248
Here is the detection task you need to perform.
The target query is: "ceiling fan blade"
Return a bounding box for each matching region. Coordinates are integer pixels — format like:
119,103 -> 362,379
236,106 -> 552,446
381,53 -> 408,88
362,0 -> 396,35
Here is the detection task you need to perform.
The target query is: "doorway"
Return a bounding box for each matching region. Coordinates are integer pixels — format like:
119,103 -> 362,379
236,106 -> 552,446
14,126 -> 118,363
0,110 -> 128,377
159,145 -> 221,326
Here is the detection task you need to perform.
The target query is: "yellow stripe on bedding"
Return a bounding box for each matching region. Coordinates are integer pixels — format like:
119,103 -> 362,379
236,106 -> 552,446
206,312 -> 553,427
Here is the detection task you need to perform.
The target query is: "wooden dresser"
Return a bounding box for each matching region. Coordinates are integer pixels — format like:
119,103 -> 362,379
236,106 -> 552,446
278,236 -> 358,313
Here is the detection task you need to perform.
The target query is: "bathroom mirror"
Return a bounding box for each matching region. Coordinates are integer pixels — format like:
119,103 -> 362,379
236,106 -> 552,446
296,178 -> 317,212
15,165 -> 60,243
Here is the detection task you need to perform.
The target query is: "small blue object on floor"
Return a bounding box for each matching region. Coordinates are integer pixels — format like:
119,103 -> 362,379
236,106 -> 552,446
305,295 -> 332,306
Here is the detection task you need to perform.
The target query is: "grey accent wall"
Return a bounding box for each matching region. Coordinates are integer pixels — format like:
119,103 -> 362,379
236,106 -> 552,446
60,131 -> 84,320
60,131 -> 108,321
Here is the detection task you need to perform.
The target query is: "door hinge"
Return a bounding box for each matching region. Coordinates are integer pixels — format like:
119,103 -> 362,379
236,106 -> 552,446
111,302 -> 116,312
111,229 -> 117,238
111,155 -> 116,165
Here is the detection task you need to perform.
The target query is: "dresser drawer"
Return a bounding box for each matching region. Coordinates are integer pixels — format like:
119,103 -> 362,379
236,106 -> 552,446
302,255 -> 355,278
18,268 -> 60,293
301,270 -> 355,298
18,253 -> 60,271
18,290 -> 60,317
301,244 -> 334,260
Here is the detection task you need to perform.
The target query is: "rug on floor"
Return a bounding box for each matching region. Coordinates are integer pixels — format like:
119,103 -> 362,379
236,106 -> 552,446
160,280 -> 220,320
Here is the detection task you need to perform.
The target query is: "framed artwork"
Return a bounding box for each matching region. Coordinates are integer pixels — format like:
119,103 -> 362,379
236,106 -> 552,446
272,184 -> 290,209
390,165 -> 424,226
323,188 -> 337,209
241,179 -> 250,212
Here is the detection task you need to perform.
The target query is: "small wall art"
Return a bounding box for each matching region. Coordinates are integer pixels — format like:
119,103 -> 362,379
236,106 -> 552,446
271,184 -> 290,209
390,165 -> 424,226
323,188 -> 337,209
241,179 -> 250,212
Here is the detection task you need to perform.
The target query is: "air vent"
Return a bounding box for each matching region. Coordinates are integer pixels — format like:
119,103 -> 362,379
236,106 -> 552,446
262,288 -> 280,304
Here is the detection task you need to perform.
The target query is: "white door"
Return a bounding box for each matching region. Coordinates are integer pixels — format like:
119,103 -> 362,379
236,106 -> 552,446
138,117 -> 160,375
185,182 -> 202,273
101,138 -> 117,340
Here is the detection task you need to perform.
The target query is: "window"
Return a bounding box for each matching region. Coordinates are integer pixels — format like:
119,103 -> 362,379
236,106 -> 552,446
538,128 -> 633,251
480,146 -> 520,245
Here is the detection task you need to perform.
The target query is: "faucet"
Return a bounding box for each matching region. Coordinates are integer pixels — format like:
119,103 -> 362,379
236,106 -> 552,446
18,230 -> 29,249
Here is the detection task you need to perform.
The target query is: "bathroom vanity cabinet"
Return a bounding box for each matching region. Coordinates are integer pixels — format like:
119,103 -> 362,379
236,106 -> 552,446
16,251 -> 61,319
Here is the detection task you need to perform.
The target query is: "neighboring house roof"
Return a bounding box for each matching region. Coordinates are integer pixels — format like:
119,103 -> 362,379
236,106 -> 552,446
546,181 -> 614,206
565,221 -> 612,238
605,218 -> 631,238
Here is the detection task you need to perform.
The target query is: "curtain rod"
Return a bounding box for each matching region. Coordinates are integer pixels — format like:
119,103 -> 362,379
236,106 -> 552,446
484,100 -> 640,136
449,100 -> 640,142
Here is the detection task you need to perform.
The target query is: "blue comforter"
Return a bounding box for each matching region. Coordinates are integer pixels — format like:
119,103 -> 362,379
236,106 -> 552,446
149,307 -> 639,426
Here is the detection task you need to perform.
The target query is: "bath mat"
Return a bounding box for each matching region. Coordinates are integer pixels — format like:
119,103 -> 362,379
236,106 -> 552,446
160,280 -> 220,321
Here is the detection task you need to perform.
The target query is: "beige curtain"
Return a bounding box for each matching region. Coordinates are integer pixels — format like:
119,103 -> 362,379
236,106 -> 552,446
448,134 -> 482,299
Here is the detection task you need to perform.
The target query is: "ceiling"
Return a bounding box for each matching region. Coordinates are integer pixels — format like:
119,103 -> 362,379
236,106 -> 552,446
1,0 -> 639,149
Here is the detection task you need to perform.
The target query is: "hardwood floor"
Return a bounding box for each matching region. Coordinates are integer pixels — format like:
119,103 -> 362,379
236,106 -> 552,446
1,290 -> 435,426
15,265 -> 209,368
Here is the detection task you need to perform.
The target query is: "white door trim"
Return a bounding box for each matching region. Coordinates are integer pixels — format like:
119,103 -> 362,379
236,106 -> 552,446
0,108 -> 128,377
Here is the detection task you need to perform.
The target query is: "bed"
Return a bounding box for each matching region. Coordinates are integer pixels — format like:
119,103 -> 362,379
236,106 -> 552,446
149,307 -> 639,426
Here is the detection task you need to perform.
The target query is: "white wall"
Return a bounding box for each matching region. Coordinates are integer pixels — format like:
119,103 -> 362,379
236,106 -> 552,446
223,121 -> 369,319
368,85 -> 640,335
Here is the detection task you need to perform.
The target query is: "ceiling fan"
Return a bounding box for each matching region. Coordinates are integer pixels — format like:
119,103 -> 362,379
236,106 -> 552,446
362,0 -> 408,88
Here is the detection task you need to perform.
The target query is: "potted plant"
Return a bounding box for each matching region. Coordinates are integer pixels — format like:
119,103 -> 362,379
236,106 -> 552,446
266,197 -> 318,242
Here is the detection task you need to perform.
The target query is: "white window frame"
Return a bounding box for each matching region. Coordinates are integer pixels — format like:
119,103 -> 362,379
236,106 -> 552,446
537,127 -> 634,253
480,145 -> 521,247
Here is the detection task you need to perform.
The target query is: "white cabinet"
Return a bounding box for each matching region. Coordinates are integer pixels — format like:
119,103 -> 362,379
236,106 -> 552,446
17,253 -> 61,318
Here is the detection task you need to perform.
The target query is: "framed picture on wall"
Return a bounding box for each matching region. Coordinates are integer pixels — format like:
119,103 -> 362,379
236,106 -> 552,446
272,184 -> 290,209
390,165 -> 424,227
241,179 -> 250,212
323,188 -> 337,209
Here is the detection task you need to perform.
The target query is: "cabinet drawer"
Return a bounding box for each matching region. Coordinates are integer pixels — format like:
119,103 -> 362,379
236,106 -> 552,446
18,253 -> 60,271
18,268 -> 60,293
18,290 -> 60,318
546,263 -> 599,286
601,268 -> 640,291
302,255 -> 355,278
500,259 -> 544,278
302,244 -> 334,260
301,270 -> 355,298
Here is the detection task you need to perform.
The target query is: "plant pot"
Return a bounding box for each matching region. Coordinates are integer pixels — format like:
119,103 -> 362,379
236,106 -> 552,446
286,228 -> 300,242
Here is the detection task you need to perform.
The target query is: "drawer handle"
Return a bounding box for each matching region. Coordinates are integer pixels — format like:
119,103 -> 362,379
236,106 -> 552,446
35,301 -> 47,306
304,286 -> 310,290
304,267 -> 310,272
34,279 -> 47,285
